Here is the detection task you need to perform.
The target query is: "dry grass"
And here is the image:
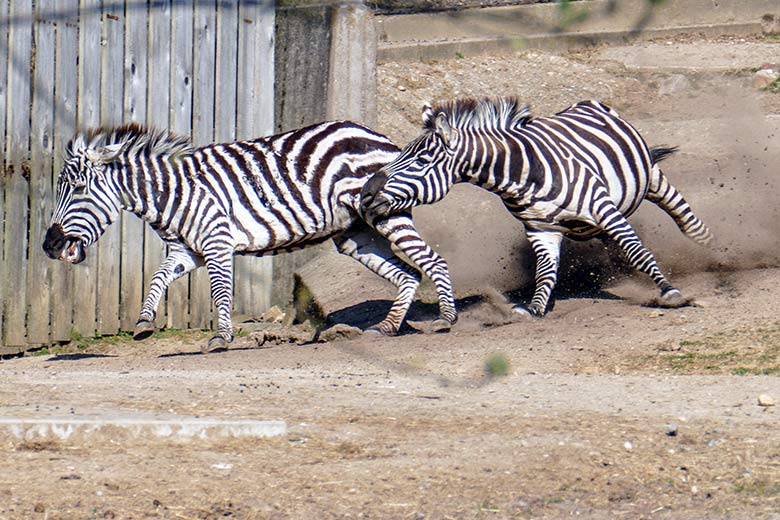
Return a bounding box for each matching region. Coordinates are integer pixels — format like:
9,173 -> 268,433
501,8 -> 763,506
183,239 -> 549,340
626,321 -> 780,375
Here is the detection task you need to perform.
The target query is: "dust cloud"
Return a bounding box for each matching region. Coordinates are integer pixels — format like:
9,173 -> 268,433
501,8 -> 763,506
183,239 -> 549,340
634,87 -> 780,276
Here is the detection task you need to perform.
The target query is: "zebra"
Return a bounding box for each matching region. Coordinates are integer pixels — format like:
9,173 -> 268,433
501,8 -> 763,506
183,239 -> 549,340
361,97 -> 712,318
43,122 -> 457,353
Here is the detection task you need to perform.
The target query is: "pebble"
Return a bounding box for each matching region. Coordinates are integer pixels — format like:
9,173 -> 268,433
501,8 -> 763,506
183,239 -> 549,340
658,74 -> 691,96
624,440 -> 633,451
319,323 -> 363,342
666,423 -> 678,437
758,394 -> 775,407
261,306 -> 285,323
753,67 -> 779,89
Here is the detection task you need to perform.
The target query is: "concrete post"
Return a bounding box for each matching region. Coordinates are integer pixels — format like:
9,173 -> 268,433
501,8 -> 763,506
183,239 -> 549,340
327,1 -> 377,127
271,1 -> 379,309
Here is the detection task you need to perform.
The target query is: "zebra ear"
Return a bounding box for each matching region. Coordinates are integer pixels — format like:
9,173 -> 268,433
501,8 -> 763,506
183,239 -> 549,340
87,143 -> 124,165
434,112 -> 456,147
421,103 -> 435,128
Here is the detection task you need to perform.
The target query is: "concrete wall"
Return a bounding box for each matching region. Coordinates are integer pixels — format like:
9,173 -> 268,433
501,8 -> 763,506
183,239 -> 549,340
376,0 -> 780,62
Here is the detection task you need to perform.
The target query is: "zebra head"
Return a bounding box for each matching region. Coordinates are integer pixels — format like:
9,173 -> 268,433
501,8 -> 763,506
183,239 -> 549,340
43,132 -> 126,264
360,103 -> 461,217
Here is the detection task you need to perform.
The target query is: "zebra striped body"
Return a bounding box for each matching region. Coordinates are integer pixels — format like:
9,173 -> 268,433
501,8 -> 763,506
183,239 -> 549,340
43,122 -> 457,351
361,98 -> 712,317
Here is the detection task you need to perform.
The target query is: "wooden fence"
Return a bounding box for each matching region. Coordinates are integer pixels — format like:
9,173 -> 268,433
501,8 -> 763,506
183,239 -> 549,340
0,0 -> 276,352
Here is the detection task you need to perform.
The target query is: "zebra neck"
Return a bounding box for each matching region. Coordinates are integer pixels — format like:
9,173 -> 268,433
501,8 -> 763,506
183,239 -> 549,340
111,155 -> 191,222
458,135 -> 525,191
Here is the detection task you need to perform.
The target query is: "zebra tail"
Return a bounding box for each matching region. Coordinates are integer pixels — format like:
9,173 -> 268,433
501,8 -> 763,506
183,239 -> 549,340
650,146 -> 679,165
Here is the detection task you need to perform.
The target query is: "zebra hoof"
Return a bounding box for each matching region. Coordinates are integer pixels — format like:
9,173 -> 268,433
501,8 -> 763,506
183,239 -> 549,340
659,288 -> 685,307
431,318 -> 452,333
133,320 -> 156,341
365,325 -> 396,336
511,306 -> 534,320
202,336 -> 229,354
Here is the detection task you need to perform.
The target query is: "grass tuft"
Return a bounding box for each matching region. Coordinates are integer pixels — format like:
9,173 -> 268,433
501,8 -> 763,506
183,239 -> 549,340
485,353 -> 511,378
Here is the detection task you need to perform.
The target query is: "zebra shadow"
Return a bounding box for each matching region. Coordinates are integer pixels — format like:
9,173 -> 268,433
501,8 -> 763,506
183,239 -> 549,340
325,295 -> 484,335
43,353 -> 118,362
326,239 -> 634,332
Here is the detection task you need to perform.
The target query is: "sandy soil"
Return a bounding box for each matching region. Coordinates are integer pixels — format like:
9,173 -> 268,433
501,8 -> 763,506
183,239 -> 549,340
2,34 -> 780,520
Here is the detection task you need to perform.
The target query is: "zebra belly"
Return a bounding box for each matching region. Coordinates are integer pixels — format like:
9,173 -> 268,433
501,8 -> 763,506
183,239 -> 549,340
233,203 -> 356,255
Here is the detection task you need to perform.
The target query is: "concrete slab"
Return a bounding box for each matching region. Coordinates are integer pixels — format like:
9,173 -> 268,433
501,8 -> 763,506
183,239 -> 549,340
0,408 -> 287,442
594,41 -> 780,72
293,246 -> 396,330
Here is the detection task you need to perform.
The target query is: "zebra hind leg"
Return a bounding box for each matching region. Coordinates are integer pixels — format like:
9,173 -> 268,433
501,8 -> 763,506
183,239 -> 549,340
334,225 -> 421,335
646,167 -> 713,246
513,230 -> 563,318
597,203 -> 687,307
201,249 -> 235,353
369,214 -> 457,332
134,245 -> 203,341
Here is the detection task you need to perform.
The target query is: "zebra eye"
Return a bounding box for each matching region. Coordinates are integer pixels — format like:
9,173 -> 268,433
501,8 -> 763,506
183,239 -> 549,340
71,179 -> 87,194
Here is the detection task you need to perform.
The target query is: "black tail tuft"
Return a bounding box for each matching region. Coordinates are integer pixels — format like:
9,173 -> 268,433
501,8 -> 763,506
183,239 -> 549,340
650,146 -> 679,165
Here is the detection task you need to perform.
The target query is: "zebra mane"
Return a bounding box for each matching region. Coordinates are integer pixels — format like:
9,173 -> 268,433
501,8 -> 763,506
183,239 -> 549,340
425,97 -> 533,132
69,123 -> 193,160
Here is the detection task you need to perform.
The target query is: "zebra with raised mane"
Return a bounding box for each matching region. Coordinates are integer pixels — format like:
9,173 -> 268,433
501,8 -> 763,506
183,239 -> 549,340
43,122 -> 457,352
361,97 -> 712,317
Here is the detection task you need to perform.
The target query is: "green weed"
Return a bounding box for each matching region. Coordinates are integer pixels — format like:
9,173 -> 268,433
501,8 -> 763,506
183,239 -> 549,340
485,353 -> 511,378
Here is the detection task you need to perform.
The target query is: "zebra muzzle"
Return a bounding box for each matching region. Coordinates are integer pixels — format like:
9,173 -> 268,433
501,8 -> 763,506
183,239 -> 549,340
60,239 -> 86,264
43,225 -> 86,264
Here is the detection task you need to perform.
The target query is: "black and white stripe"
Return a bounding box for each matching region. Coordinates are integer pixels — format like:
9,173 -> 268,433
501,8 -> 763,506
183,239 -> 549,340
43,122 -> 457,351
361,97 -> 712,317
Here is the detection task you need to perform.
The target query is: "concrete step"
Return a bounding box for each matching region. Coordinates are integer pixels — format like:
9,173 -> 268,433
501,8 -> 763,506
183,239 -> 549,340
0,408 -> 287,442
593,41 -> 780,73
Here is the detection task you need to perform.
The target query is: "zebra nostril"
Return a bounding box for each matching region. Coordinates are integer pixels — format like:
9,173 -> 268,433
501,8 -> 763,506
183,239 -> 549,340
43,224 -> 66,258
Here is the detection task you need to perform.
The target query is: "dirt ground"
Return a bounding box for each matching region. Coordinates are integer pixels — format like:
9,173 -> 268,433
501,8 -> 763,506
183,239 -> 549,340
2,34 -> 780,519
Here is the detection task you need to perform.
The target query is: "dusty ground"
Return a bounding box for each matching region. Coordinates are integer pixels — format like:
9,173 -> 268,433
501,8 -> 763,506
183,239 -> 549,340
2,34 -> 780,519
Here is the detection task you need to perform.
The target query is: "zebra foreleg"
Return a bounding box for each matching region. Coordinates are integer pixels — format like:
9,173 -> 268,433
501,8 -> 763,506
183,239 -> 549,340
134,245 -> 203,341
597,207 -> 685,307
370,214 -> 458,332
334,227 -> 421,335
202,250 -> 235,353
514,230 -> 563,318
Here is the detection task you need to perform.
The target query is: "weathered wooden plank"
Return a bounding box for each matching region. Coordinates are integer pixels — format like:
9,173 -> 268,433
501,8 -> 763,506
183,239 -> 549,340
167,2 -> 194,330
27,0 -> 58,346
96,0 -> 125,336
188,0 -> 217,330
3,0 -> 34,347
0,0 -> 10,346
234,2 -> 275,317
215,3 -> 244,321
120,1 -> 148,332
73,0 -> 102,339
50,0 -> 79,343
144,0 -> 172,329
215,2 -> 237,143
